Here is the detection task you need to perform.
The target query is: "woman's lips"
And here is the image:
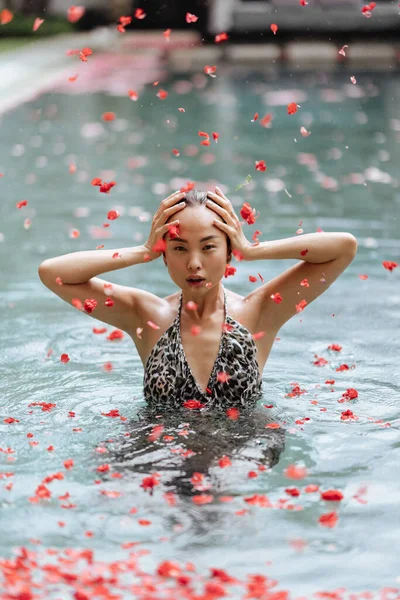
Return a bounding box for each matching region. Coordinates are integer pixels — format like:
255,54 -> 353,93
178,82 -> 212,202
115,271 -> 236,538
187,278 -> 205,286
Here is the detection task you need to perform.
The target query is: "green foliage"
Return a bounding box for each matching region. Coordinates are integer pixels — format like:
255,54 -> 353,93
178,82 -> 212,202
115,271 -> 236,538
0,13 -> 75,37
235,175 -> 252,191
0,37 -> 33,52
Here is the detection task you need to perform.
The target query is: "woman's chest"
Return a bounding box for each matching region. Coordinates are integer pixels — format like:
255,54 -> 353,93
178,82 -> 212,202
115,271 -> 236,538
136,292 -> 276,379
180,316 -> 225,391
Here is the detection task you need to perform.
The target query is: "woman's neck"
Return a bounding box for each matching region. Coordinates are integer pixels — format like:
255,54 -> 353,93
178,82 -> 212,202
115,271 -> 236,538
181,283 -> 224,321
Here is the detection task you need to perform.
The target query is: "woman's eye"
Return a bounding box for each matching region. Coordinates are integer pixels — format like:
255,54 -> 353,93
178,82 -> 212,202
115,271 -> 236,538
174,245 -> 215,251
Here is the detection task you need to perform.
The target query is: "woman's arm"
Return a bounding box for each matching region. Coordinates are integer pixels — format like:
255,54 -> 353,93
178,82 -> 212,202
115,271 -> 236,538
37,245 -> 156,334
37,190 -> 187,333
243,232 -> 357,263
38,245 -> 150,284
244,233 -> 357,333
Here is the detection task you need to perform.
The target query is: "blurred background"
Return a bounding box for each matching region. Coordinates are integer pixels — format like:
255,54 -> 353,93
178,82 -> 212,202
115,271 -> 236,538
1,0 -> 400,38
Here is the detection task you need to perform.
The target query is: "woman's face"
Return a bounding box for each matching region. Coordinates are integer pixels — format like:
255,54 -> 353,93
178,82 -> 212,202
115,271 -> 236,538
164,205 -> 229,291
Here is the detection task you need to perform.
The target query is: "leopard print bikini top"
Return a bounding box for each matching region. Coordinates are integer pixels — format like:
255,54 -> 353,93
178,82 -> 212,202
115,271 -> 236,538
143,286 -> 263,409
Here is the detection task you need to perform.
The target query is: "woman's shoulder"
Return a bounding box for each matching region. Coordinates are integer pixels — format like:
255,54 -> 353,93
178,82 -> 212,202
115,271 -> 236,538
125,288 -> 178,334
224,287 -> 258,330
162,290 -> 181,314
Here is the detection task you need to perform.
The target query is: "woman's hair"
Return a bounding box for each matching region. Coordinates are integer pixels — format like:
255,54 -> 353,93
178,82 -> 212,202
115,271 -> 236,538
166,189 -> 232,263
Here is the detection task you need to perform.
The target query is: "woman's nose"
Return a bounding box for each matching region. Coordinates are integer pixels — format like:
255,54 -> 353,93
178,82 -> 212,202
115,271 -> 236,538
187,254 -> 202,268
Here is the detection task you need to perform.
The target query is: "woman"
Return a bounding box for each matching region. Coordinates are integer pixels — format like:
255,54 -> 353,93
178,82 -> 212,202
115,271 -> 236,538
38,187 -> 357,408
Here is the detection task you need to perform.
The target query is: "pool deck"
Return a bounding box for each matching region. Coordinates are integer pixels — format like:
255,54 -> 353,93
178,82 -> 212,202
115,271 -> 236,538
0,27 -> 399,116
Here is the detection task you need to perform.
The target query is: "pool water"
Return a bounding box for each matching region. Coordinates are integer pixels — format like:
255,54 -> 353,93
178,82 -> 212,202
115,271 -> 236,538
1,66 -> 399,598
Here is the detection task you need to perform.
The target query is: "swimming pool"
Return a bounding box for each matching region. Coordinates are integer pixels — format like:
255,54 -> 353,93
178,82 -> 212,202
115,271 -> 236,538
1,66 -> 399,598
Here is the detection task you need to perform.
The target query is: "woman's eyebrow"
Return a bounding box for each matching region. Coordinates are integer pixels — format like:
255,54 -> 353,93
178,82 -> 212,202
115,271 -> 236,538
168,235 -> 219,243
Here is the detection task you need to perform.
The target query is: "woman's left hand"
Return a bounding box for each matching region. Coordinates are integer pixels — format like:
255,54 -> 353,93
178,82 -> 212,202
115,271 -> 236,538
206,187 -> 253,259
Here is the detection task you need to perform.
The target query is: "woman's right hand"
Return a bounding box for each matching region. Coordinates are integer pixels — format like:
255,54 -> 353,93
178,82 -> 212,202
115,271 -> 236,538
143,190 -> 186,260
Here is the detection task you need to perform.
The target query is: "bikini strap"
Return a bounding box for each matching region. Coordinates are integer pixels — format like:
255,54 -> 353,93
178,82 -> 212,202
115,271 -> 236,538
222,285 -> 228,320
178,290 -> 183,321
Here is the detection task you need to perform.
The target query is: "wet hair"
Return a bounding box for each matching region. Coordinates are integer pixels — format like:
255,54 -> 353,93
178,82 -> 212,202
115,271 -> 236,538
165,189 -> 232,263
